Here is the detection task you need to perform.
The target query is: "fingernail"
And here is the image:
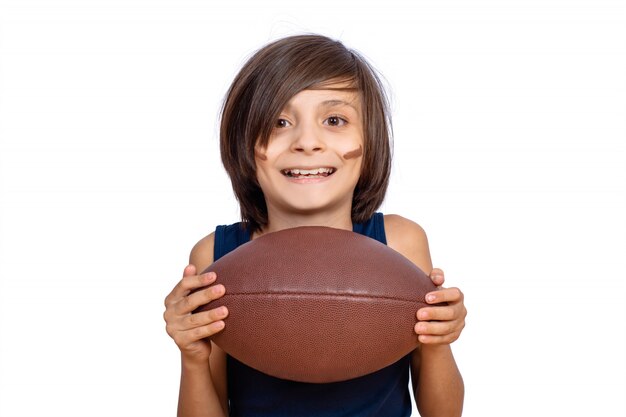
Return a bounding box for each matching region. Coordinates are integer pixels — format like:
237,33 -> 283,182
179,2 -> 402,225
426,294 -> 436,303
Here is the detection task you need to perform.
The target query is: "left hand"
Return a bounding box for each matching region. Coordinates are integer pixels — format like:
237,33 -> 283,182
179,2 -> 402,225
414,268 -> 467,344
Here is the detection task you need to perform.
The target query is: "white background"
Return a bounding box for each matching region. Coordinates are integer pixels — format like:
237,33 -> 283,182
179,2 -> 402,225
1,0 -> 624,416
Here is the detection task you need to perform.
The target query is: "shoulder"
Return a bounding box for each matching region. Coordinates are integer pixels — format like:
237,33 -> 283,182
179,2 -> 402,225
383,214 -> 433,273
189,232 -> 215,274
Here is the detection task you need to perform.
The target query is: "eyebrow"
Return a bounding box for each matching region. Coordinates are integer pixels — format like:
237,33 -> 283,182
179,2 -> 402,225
281,98 -> 360,113
320,99 -> 359,111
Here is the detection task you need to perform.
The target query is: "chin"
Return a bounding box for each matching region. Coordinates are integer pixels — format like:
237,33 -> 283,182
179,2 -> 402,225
285,196 -> 352,215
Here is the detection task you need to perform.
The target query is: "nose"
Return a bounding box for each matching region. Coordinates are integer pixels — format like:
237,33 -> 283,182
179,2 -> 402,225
290,123 -> 325,154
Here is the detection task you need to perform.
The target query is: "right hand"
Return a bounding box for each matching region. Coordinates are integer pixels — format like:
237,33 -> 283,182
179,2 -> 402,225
163,264 -> 228,364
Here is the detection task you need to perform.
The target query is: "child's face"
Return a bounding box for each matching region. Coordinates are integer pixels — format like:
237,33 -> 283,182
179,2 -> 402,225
254,83 -> 364,221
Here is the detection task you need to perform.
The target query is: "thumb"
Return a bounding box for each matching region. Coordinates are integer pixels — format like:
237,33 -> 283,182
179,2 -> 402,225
183,264 -> 197,277
429,267 -> 445,287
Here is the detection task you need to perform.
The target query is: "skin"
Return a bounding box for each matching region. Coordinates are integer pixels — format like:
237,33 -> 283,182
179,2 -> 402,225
253,86 -> 365,232
342,144 -> 363,160
163,83 -> 466,417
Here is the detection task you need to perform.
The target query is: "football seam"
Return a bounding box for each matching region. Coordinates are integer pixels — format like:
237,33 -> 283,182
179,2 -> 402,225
221,291 -> 426,304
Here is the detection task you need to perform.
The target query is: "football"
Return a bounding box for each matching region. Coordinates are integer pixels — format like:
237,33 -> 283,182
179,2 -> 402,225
195,226 -> 437,383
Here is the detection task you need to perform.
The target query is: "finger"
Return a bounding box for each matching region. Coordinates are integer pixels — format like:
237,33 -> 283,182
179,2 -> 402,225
429,268 -> 445,287
184,306 -> 229,331
414,319 -> 460,336
176,321 -> 226,346
424,287 -> 463,305
181,271 -> 218,294
417,333 -> 459,345
177,283 -> 226,315
416,305 -> 457,321
165,272 -> 217,307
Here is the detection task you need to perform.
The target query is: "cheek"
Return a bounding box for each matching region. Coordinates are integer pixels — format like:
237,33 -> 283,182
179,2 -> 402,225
255,160 -> 272,186
253,149 -> 271,183
256,137 -> 290,160
342,144 -> 363,160
338,129 -> 364,159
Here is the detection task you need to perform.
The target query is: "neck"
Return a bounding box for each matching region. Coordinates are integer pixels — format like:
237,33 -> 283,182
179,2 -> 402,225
254,207 -> 353,239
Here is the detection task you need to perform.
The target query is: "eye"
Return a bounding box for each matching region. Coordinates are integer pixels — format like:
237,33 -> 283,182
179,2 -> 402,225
276,118 -> 291,128
324,116 -> 347,127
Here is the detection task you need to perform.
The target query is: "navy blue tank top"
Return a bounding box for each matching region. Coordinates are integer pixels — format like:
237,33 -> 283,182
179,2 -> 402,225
213,213 -> 412,417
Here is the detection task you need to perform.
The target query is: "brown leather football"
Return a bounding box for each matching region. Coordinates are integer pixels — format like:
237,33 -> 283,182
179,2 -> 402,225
195,226 -> 436,383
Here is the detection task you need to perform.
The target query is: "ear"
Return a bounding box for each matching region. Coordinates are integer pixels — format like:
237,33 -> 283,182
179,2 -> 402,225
254,144 -> 268,161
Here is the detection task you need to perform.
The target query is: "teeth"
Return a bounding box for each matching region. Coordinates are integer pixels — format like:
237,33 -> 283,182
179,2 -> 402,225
284,167 -> 334,176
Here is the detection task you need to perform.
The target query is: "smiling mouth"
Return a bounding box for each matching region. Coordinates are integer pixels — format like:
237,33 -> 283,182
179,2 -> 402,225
281,167 -> 336,179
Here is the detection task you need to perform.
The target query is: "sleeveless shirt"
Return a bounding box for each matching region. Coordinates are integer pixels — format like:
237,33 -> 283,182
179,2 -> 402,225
213,213 -> 412,417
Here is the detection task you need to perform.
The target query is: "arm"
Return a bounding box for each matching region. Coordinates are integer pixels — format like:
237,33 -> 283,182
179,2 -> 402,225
163,233 -> 229,417
385,214 -> 465,417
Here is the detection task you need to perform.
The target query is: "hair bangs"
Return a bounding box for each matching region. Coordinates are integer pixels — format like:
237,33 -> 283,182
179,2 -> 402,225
253,44 -> 361,149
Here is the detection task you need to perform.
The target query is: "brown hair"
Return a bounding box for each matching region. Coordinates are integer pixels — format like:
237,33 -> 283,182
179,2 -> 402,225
220,34 -> 392,232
